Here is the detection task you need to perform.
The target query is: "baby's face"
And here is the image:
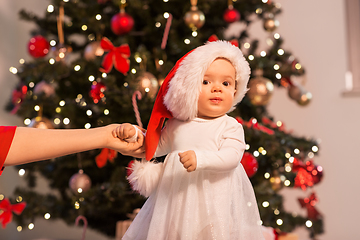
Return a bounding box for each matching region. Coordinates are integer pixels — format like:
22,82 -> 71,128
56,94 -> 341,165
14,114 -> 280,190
197,58 -> 236,119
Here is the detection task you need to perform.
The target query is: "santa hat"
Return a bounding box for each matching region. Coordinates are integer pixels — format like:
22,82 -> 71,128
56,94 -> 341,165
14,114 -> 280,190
145,40 -> 250,160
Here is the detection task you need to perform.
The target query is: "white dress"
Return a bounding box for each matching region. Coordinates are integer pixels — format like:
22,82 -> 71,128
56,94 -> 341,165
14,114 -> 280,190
123,115 -> 264,240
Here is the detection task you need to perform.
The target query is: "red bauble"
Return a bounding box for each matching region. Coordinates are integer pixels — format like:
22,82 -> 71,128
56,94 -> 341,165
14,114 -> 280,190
27,35 -> 50,58
241,152 -> 258,177
90,82 -> 106,104
111,12 -> 134,35
223,8 -> 240,23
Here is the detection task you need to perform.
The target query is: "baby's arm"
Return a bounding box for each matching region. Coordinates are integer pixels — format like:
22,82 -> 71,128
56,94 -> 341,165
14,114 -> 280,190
178,150 -> 197,172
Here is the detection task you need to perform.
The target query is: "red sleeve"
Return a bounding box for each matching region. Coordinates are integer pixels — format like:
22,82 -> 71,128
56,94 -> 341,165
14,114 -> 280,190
0,126 -> 17,176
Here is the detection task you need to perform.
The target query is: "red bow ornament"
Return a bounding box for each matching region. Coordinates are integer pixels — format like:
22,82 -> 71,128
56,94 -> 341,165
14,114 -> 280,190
95,148 -> 118,168
0,198 -> 26,228
100,37 -> 130,75
208,34 -> 239,47
293,158 -> 323,190
298,192 -> 322,220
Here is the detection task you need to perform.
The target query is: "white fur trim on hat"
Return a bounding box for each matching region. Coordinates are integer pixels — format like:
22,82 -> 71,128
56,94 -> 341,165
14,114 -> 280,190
163,40 -> 250,121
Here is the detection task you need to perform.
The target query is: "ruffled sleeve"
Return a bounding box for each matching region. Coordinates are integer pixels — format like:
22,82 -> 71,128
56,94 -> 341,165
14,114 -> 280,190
0,126 -> 17,175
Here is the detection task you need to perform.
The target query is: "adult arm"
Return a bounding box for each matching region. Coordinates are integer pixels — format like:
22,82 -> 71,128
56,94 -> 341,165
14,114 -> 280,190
3,124 -> 144,167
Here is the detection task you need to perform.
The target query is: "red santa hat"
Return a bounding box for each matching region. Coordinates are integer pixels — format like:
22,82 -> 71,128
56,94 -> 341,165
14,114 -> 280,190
145,40 -> 250,160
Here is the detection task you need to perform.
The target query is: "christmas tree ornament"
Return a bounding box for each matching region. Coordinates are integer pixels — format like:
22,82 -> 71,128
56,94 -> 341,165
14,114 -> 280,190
33,81 -> 55,97
111,2 -> 134,35
100,37 -> 130,74
0,198 -> 26,228
136,72 -> 159,99
298,192 -> 322,220
184,0 -> 205,30
132,91 -> 143,128
75,215 -> 88,240
263,14 -> 279,32
29,116 -> 54,129
69,169 -> 92,194
241,152 -> 258,177
27,35 -> 50,58
52,44 -> 72,61
223,0 -> 240,23
84,41 -> 104,60
288,81 -> 312,106
247,69 -> 274,106
95,148 -> 117,168
90,81 -> 106,104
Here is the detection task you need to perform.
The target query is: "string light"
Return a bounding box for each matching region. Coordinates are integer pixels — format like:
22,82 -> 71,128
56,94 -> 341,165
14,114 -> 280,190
95,14 -> 102,20
285,153 -> 291,158
74,201 -> 80,209
192,31 -> 198,37
274,33 -> 280,39
18,169 -> 25,176
284,180 -> 291,186
184,39 -> 190,44
50,40 -> 56,46
24,118 -> 31,125
294,148 -> 300,154
253,151 -> 260,157
54,118 -> 61,125
158,60 -> 164,65
34,105 -> 40,111
49,58 -> 55,64
285,163 -> 292,172
44,213 -> 51,220
155,22 -> 161,28
255,8 -> 262,14
104,109 -> 110,115
56,107 -> 61,113
88,75 -> 95,82
276,121 -> 282,127
276,219 -> 283,226
29,82 -> 35,88
9,67 -> 18,74
47,5 -> 54,13
245,144 -> 250,150
312,145 -> 319,152
264,172 -> 270,179
102,73 -> 107,78
260,51 -> 266,57
19,59 -> 25,64
244,42 -> 250,49
0,194 -> 4,200
17,226 -> 22,232
124,82 -> 129,87
163,12 -> 170,19
274,209 -> 280,215
63,118 -> 70,125
306,220 -> 313,228
28,223 -> 35,230
131,68 -> 137,74
74,65 -> 81,71
273,64 -> 280,70
248,55 -> 254,61
85,123 -> 91,129
277,49 -> 284,55
81,25 -> 88,31
308,152 -> 315,158
59,100 -> 65,106
262,201 -> 269,208
288,156 -> 294,163
275,73 -> 282,79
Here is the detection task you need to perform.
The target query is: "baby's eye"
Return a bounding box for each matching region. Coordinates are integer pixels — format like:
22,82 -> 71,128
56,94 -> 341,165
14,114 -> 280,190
223,81 -> 230,86
203,80 -> 209,85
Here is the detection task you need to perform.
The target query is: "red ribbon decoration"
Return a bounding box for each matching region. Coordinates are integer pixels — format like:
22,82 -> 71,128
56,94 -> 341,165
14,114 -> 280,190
236,117 -> 275,135
95,148 -> 118,168
298,192 -> 322,220
99,37 -> 130,75
0,198 -> 26,228
10,84 -> 28,114
208,34 -> 239,47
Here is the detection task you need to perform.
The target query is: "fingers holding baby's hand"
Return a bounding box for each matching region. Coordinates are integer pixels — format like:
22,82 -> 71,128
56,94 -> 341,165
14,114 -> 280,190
178,150 -> 197,172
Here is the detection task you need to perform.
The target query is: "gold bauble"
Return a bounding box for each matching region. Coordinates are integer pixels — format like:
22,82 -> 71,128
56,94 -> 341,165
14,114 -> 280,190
184,7 -> 205,30
247,76 -> 274,106
263,18 -> 279,32
136,72 -> 159,99
270,175 -> 283,191
84,41 -> 104,60
29,116 -> 54,129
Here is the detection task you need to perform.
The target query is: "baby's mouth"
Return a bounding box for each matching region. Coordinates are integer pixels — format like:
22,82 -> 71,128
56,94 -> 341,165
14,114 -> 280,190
210,97 -> 222,104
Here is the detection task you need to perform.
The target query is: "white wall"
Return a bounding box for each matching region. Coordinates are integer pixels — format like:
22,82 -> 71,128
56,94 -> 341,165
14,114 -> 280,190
1,1 -> 359,239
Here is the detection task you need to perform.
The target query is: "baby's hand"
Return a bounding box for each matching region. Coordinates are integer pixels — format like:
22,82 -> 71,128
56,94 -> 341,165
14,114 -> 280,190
112,123 -> 137,142
178,150 -> 197,172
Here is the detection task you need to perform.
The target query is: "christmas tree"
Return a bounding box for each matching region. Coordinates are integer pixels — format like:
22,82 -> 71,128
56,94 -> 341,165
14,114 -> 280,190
2,0 -> 323,238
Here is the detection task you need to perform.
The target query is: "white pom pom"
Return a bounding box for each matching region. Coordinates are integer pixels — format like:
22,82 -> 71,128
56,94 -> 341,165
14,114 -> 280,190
127,160 -> 164,197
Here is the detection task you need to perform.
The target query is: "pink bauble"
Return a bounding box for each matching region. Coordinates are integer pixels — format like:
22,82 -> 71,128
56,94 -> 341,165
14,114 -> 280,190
69,169 -> 92,194
28,35 -> 50,58
111,12 -> 134,35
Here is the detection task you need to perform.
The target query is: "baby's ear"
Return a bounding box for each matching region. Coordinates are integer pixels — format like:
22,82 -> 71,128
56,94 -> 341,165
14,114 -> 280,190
233,89 -> 237,96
